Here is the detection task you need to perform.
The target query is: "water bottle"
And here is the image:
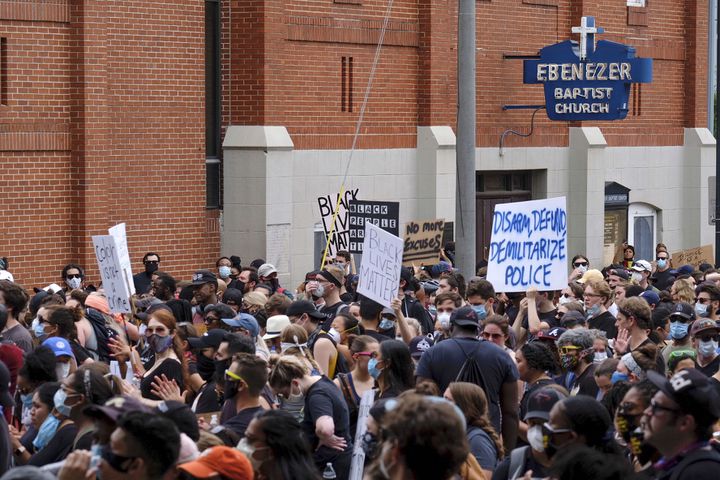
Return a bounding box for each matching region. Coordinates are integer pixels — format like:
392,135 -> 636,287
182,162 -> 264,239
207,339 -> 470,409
322,462 -> 336,479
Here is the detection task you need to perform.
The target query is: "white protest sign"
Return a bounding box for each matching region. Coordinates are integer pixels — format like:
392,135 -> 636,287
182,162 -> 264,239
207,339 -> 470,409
486,197 -> 568,292
108,223 -> 135,295
92,235 -> 132,313
357,222 -> 404,309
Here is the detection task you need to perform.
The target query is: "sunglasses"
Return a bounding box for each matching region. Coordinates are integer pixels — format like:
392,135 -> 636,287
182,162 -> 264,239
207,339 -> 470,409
66,274 -> 82,279
559,345 -> 581,355
144,260 -> 159,265
225,369 -> 244,383
648,399 -> 681,416
698,335 -> 720,343
100,445 -> 137,473
573,261 -> 589,267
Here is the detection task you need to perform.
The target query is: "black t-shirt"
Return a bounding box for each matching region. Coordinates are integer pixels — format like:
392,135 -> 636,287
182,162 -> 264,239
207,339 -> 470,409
415,337 -> 519,432
402,297 -> 434,335
320,301 -> 348,331
522,308 -> 559,331
28,423 -> 78,467
194,381 -> 221,414
222,406 -> 265,438
140,358 -> 184,401
557,363 -> 599,398
652,269 -> 675,292
132,271 -> 152,295
70,341 -> 90,364
492,446 -> 548,480
696,355 -> 720,377
363,330 -> 392,343
588,311 -> 617,339
302,377 -> 352,462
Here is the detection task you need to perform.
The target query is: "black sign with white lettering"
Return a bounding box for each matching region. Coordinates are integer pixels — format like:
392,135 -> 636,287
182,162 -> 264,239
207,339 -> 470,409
348,200 -> 400,254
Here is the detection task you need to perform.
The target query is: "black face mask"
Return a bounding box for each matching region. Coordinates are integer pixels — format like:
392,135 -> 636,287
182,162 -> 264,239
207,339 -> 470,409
145,263 -> 159,275
615,412 -> 641,443
234,280 -> 246,293
361,431 -> 379,459
224,380 -> 239,402
196,353 -> 216,382
629,427 -> 658,465
214,358 -> 230,385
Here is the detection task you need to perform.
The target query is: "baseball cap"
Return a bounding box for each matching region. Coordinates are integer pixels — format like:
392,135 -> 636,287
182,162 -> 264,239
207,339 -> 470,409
188,329 -> 227,350
0,271 -> 13,282
577,269 -> 604,284
257,263 -> 278,278
450,306 -> 479,328
0,361 -> 14,408
559,311 -> 586,328
286,300 -> 326,320
156,400 -> 200,442
242,291 -> 267,307
178,446 -> 253,479
222,313 -> 259,338
524,386 -> 566,422
42,337 -> 75,359
608,268 -> 629,280
677,265 -> 695,276
690,318 -> 720,337
263,315 -> 291,340
536,327 -> 567,342
639,290 -> 660,307
191,270 -> 217,286
409,336 -> 434,359
421,280 -> 440,295
669,302 -> 695,321
84,395 -> 151,422
631,260 -> 652,272
647,369 -> 720,423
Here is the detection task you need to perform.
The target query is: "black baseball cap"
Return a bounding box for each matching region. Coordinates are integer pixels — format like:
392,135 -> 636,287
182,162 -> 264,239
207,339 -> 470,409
669,302 -> 695,321
450,307 -> 479,328
84,396 -> 151,422
286,300 -> 325,320
647,369 -> 720,423
409,336 -> 434,359
191,270 -> 218,286
188,329 -> 226,350
524,386 -> 566,422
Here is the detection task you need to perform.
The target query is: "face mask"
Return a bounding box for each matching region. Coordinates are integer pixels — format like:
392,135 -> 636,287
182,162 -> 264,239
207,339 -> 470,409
234,280 -> 246,294
53,388 -> 73,417
695,302 -> 709,318
629,427 -> 657,464
362,431 -> 379,459
33,414 -> 61,451
472,305 -> 487,321
542,429 -> 561,460
558,294 -> 572,305
670,321 -> 689,340
611,371 -> 629,384
328,328 -> 342,344
218,266 -> 231,279
148,334 -> 173,354
280,341 -> 308,354
657,259 -> 667,270
56,362 -> 71,380
437,312 -> 451,329
145,263 -> 158,275
237,437 -> 264,471
224,380 -> 239,401
20,393 -> 33,410
698,339 -> 718,357
313,284 -> 325,299
196,353 -> 216,382
214,359 -> 229,383
577,265 -> 588,274
428,305 -> 437,317
593,351 -> 608,364
34,322 -> 46,339
631,272 -> 643,283
615,412 -> 640,443
586,304 -> 601,318
368,357 -> 383,379
527,425 -> 544,452
66,277 -> 82,290
560,354 -> 578,371
379,318 -> 395,331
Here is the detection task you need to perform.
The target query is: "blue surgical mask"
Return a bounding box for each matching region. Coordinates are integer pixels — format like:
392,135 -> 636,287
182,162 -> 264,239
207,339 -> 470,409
34,322 -> 46,339
428,305 -> 437,317
379,318 -> 395,331
218,266 -> 232,279
695,302 -> 709,318
670,321 -> 689,340
698,339 -> 719,357
33,414 -> 61,451
657,259 -> 667,270
368,357 -> 382,379
53,388 -> 72,417
611,371 -> 629,384
586,304 -> 601,318
472,305 -> 487,321
20,393 -> 33,410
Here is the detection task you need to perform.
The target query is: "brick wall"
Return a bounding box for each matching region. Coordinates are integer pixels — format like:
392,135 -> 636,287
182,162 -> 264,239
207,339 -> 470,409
0,0 -> 218,289
222,0 -> 708,149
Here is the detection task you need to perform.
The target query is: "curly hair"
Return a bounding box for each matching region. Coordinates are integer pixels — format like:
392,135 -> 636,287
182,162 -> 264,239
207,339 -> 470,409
448,382 -> 504,459
521,341 -> 558,373
560,396 -> 616,453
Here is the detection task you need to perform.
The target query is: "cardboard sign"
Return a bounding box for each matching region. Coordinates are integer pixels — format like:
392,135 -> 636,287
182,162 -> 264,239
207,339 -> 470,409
357,222 -> 404,309
108,223 -> 135,295
92,235 -> 132,313
348,200 -> 400,254
671,245 -> 714,268
402,219 -> 444,266
317,189 -> 359,258
486,197 -> 568,292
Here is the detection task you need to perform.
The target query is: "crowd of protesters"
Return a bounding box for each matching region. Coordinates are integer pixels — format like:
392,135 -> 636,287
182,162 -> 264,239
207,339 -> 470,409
0,242 -> 718,479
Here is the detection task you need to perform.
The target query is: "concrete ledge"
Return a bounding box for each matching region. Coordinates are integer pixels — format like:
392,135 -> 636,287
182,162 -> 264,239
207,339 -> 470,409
684,128 -> 716,146
223,126 -> 294,151
417,126 -> 456,149
570,127 -> 607,148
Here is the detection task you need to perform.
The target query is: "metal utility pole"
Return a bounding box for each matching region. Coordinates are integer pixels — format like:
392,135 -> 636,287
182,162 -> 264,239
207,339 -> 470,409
716,11 -> 720,267
455,0 -> 477,276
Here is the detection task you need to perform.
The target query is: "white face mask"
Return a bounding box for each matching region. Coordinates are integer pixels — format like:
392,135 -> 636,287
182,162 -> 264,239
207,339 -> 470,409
56,362 -> 71,380
594,351 -> 608,364
631,272 -> 643,283
577,265 -> 588,274
527,425 -> 544,452
437,312 -> 451,329
558,294 -> 572,305
328,328 -> 341,344
66,277 -> 82,290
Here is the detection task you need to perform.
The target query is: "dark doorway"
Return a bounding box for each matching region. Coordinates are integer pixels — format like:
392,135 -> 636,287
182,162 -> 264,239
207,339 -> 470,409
476,172 -> 532,263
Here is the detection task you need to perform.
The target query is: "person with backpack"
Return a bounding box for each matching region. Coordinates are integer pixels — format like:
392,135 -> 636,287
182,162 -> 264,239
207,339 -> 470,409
644,369 -> 720,480
416,306 -> 519,451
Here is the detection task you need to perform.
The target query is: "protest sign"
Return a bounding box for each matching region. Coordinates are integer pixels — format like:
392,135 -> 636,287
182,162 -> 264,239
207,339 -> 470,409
671,245 -> 713,267
92,235 -> 132,313
486,197 -> 568,292
402,219 -> 444,266
348,200 -> 400,254
317,188 -> 359,258
357,222 -> 404,309
108,223 -> 135,295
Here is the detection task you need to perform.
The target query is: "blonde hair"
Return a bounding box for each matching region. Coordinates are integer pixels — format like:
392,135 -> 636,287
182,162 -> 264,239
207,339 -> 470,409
268,355 -> 310,391
673,279 -> 695,304
279,325 -> 321,373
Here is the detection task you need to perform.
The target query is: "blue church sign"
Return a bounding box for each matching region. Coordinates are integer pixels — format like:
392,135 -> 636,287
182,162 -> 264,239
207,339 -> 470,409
523,16 -> 653,121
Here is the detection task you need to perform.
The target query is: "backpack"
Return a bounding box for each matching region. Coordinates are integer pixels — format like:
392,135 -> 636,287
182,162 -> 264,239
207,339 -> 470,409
85,307 -> 117,363
508,446 -> 530,480
668,445 -> 720,480
453,339 -> 497,407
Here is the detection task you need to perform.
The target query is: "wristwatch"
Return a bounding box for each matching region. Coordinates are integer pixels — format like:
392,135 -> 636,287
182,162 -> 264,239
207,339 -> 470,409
14,445 -> 25,455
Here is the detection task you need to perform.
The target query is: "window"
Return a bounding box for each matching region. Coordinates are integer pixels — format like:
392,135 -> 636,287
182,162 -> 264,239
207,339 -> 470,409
341,56 -> 353,112
1,38 -> 6,106
628,203 -> 657,262
205,0 -> 221,208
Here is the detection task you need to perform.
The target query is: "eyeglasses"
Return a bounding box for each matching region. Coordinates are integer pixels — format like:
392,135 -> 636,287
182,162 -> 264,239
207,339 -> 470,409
355,351 -> 374,357
482,332 -> 504,340
225,369 -> 244,383
100,445 -> 137,473
697,297 -> 711,304
558,345 -> 581,355
618,401 -> 642,414
648,399 -> 681,416
656,257 -> 669,261
698,335 -> 720,343
573,261 -> 589,267
144,260 -> 159,265
66,274 -> 82,279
